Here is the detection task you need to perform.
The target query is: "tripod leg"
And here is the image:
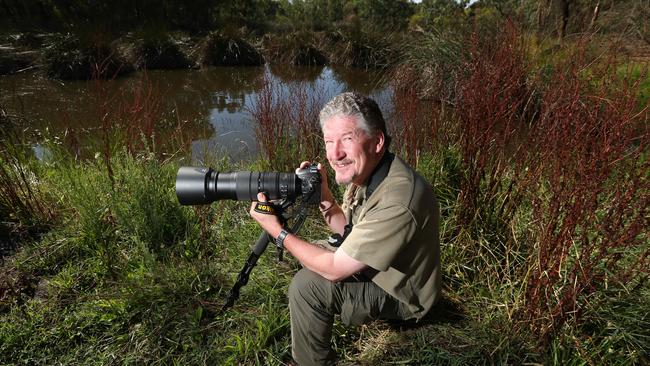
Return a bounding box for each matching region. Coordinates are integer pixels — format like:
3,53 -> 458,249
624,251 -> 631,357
220,231 -> 271,313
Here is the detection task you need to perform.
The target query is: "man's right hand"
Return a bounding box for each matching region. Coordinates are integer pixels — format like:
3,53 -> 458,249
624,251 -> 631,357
298,161 -> 334,212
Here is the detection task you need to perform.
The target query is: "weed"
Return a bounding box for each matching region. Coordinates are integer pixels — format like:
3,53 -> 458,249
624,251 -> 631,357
200,32 -> 264,67
249,74 -> 324,171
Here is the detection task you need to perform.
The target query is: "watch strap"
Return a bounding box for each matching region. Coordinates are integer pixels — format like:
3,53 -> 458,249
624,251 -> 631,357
276,229 -> 290,249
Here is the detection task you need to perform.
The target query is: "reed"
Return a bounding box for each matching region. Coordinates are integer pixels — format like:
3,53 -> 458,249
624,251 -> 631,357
249,74 -> 324,171
518,47 -> 649,346
0,133 -> 57,240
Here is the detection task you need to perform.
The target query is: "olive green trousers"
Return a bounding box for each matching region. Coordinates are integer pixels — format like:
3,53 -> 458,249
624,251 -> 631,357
288,268 -> 413,366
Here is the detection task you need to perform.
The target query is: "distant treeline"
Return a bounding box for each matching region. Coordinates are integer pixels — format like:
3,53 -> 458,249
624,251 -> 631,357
1,0 -> 646,41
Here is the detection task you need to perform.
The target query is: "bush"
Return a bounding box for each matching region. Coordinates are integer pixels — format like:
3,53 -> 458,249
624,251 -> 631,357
200,33 -> 264,67
130,36 -> 191,70
327,27 -> 398,69
263,31 -> 327,66
392,29 -> 468,102
43,34 -> 133,80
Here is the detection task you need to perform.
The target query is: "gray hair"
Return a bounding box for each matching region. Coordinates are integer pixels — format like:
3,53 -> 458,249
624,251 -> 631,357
319,92 -> 391,147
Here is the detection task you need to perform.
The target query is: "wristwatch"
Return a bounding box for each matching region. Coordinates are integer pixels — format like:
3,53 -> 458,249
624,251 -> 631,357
276,229 -> 290,249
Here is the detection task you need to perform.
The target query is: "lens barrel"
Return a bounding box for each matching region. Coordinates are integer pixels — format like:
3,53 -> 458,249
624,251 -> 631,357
175,167 -> 299,205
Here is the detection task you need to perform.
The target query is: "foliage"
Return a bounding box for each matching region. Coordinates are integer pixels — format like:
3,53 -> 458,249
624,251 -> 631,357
410,0 -> 469,32
275,0 -> 346,32
200,32 -> 264,67
519,50 -> 649,342
0,133 -> 57,239
326,25 -> 399,69
0,0 -> 275,35
249,75 -> 324,171
129,36 -> 191,70
391,29 -> 468,102
389,21 -> 649,362
353,0 -> 415,31
262,31 -> 327,66
42,34 -> 133,80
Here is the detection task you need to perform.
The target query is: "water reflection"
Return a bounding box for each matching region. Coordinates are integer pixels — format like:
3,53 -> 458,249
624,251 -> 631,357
32,143 -> 52,161
329,65 -> 387,95
0,65 -> 391,163
268,64 -> 324,83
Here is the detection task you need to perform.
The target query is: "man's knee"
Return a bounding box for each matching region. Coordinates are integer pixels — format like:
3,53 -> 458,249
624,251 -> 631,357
289,268 -> 332,308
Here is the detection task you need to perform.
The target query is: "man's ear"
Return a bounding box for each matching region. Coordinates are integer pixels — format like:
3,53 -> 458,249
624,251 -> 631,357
374,132 -> 385,154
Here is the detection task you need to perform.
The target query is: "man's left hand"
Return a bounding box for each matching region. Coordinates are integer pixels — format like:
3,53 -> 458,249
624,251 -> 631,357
249,192 -> 282,238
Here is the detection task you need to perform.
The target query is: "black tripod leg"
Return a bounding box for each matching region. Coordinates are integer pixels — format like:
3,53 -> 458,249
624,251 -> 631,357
220,231 -> 271,313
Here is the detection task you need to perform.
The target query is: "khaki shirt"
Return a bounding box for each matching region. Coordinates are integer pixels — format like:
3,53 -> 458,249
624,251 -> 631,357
339,155 -> 441,319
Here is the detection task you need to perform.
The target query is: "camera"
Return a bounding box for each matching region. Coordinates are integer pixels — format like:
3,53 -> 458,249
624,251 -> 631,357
175,164 -> 321,205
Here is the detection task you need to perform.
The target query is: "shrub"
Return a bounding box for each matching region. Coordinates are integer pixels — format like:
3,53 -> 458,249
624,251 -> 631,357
200,33 -> 264,67
130,36 -> 191,70
519,48 -> 649,342
43,34 -> 133,80
327,26 -> 398,69
453,22 -> 534,237
392,29 -> 468,102
263,31 -> 327,66
248,75 -> 324,171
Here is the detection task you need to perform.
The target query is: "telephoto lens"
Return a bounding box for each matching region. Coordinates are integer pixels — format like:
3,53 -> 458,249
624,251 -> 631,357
175,167 -> 300,205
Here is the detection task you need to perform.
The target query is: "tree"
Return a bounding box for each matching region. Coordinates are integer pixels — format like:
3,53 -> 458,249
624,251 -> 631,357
354,0 -> 414,30
413,0 -> 467,31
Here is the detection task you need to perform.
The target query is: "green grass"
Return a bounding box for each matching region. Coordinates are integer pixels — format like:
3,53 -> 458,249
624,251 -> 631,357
1,138 -> 648,365
617,62 -> 650,108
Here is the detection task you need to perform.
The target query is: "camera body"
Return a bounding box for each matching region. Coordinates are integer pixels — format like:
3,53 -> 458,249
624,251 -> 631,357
175,164 -> 321,206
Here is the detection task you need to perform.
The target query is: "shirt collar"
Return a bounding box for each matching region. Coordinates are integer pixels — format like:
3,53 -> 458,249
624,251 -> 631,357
347,150 -> 394,206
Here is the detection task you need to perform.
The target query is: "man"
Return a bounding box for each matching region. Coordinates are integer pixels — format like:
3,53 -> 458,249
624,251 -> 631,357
250,92 -> 441,365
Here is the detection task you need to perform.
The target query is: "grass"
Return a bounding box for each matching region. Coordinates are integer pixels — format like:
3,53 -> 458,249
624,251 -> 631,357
0,147 -> 298,364
1,132 -> 646,364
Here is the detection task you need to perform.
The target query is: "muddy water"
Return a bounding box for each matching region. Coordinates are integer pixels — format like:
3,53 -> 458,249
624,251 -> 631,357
0,65 -> 391,162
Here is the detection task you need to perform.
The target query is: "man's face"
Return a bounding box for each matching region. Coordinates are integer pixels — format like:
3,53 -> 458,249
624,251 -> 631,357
322,115 -> 383,186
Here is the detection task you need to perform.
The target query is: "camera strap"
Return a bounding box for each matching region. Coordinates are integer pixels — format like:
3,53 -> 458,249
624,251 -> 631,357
366,151 -> 394,199
328,151 -> 394,247
254,202 -> 276,215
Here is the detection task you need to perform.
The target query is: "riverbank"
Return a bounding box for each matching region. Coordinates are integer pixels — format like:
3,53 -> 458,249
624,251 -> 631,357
0,28 -> 398,80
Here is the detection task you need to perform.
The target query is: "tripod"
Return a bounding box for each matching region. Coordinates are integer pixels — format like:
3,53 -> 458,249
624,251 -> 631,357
220,198 -> 311,313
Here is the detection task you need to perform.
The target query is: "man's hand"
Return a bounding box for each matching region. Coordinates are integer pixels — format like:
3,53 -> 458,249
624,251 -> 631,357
299,161 -> 347,235
297,161 -> 334,210
249,192 -> 282,238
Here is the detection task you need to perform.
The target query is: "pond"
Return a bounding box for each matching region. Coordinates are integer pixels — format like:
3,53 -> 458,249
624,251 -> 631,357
0,65 -> 392,162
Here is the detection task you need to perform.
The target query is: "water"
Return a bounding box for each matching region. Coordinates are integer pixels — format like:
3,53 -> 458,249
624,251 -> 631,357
1,65 -> 392,162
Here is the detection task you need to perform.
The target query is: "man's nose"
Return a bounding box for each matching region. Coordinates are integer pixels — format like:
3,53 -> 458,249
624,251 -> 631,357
329,141 -> 346,160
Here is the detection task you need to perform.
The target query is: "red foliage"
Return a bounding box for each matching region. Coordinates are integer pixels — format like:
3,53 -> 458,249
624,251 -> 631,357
249,74 -> 323,171
521,50 -> 649,339
389,67 -> 445,167
453,21 -> 533,231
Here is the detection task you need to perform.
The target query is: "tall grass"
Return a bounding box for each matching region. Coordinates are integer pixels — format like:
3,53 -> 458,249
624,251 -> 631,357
389,21 -> 649,364
0,131 -> 57,248
0,141 -> 298,364
249,74 -> 324,171
519,49 -> 649,344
